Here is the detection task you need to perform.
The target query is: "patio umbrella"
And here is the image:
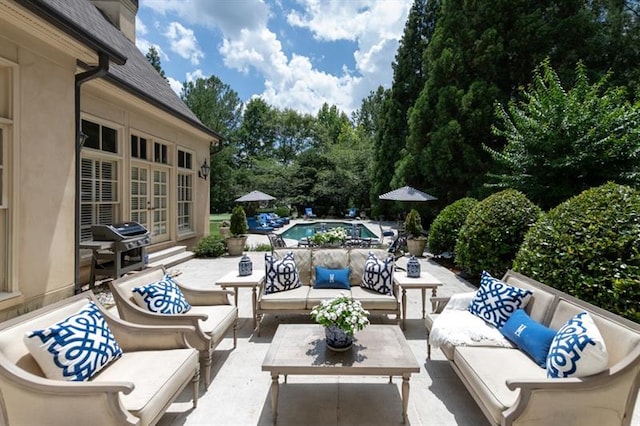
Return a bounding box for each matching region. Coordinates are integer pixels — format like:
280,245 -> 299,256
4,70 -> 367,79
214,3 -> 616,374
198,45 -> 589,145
235,190 -> 276,203
378,186 -> 437,202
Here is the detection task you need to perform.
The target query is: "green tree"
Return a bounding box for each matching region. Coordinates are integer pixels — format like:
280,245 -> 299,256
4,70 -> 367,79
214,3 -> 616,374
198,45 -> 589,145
371,0 -> 437,216
145,46 -> 167,81
487,60 -> 640,210
237,98 -> 278,162
181,76 -> 243,212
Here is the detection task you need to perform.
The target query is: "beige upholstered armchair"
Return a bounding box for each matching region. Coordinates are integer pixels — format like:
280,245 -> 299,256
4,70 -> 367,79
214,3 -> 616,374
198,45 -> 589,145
110,266 -> 238,389
0,291 -> 200,425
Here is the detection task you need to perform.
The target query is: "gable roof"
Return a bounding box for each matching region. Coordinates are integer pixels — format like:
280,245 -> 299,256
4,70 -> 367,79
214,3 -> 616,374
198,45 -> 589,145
17,0 -> 222,140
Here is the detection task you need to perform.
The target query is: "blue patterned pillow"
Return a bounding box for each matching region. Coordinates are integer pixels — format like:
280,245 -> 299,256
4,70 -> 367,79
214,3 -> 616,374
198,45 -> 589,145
24,301 -> 122,381
265,252 -> 301,294
360,252 -> 394,295
468,271 -> 532,328
546,311 -> 608,378
132,274 -> 191,314
314,266 -> 350,289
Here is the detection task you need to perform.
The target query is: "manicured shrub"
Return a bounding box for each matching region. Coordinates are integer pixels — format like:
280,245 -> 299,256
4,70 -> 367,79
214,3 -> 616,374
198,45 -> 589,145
514,183 -> 640,322
274,206 -> 290,218
404,209 -> 423,238
455,189 -> 541,278
230,206 -> 248,236
192,235 -> 226,258
428,197 -> 478,256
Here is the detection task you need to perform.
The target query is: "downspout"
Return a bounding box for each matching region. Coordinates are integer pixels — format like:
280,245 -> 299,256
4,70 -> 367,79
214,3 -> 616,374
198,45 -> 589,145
74,53 -> 110,293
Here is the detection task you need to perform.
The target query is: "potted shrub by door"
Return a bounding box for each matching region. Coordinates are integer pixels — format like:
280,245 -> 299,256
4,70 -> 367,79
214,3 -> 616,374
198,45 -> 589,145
218,220 -> 230,239
226,206 -> 248,256
405,209 -> 427,257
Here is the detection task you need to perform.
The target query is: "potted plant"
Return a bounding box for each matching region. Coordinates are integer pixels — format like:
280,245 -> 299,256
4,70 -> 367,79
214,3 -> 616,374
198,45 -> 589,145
309,227 -> 348,247
310,294 -> 370,351
218,220 -> 230,239
226,206 -> 248,256
405,208 -> 427,257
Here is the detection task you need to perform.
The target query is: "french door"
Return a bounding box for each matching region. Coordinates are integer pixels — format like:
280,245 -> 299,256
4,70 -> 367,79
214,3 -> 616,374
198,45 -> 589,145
131,164 -> 170,243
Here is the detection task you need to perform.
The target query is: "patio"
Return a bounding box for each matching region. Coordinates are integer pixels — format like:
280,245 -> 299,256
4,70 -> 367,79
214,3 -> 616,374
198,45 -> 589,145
152,225 -> 640,426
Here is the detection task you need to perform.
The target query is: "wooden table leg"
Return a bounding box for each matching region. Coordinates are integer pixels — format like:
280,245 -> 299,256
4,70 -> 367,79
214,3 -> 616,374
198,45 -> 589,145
421,288 -> 426,319
252,286 -> 257,329
270,373 -> 279,423
401,287 -> 407,330
402,374 -> 410,424
234,288 -> 239,308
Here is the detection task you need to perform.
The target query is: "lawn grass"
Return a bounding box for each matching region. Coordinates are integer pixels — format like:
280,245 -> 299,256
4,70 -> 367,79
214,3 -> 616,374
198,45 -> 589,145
209,213 -> 231,238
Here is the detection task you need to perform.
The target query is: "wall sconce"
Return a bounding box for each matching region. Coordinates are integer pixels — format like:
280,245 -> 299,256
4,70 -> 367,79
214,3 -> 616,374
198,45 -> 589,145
198,158 -> 210,180
78,131 -> 88,149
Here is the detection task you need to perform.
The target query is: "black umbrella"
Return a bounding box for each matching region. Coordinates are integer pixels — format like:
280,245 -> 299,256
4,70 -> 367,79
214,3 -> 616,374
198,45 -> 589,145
378,186 -> 437,202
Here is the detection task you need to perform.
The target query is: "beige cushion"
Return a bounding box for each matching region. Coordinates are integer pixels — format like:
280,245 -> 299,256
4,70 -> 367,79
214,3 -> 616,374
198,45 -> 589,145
504,273 -> 556,324
305,288 -> 353,309
453,346 -> 546,425
350,286 -> 398,311
260,286 -> 310,310
311,250 -> 349,284
188,305 -> 237,343
92,348 -> 198,425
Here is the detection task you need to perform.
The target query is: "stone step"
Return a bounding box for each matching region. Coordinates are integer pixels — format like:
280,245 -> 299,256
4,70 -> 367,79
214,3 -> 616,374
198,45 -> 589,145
147,246 -> 194,269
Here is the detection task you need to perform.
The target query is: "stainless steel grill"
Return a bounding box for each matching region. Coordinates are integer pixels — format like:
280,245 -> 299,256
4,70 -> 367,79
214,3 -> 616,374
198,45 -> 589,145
81,222 -> 150,287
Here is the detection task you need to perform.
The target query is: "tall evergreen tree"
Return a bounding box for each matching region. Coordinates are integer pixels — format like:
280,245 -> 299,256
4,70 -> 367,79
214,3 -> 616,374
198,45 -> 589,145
145,46 -> 167,81
370,0 -> 438,216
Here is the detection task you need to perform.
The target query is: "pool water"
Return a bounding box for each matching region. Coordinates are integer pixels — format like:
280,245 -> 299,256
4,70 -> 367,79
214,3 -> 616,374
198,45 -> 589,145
280,222 -> 377,241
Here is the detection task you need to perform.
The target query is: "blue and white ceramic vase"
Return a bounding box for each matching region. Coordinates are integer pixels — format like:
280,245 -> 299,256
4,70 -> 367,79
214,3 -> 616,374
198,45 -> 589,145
238,253 -> 253,276
325,325 -> 353,351
407,255 -> 421,278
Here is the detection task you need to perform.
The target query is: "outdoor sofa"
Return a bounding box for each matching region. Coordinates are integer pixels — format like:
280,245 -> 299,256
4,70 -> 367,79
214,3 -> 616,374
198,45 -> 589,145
109,265 -> 238,389
425,269 -> 640,426
0,291 -> 199,425
255,248 -> 400,335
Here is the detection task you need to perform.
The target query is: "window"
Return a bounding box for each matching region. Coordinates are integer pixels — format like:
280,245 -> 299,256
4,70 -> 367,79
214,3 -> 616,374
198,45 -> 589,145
82,119 -> 118,153
154,142 -> 168,164
177,148 -> 194,235
0,59 -> 15,294
131,135 -> 148,160
80,155 -> 119,241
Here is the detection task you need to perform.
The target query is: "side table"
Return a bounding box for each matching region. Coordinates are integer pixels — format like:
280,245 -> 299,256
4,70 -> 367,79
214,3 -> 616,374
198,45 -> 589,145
394,272 -> 442,329
216,270 -> 265,329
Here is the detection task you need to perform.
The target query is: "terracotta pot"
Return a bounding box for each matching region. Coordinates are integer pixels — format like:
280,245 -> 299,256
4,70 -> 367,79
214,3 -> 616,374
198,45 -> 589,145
226,236 -> 247,256
406,238 -> 427,257
219,227 -> 230,238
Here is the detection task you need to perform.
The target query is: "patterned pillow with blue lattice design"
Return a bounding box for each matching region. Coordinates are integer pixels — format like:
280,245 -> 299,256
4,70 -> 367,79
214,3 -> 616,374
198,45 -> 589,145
546,311 -> 608,378
264,252 -> 301,294
24,301 -> 122,381
361,252 -> 394,295
132,274 -> 192,314
468,271 -> 532,328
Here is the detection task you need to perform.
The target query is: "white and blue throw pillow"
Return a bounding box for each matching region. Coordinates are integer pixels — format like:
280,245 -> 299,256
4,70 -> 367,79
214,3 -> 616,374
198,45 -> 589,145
546,311 -> 608,378
314,266 -> 351,289
500,309 -> 557,367
132,274 -> 192,314
24,301 -> 122,381
361,252 -> 394,295
468,271 -> 532,328
265,251 -> 301,294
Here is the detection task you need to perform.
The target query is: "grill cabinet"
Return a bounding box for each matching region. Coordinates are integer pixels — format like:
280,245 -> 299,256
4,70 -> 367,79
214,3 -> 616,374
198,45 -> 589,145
80,222 -> 151,287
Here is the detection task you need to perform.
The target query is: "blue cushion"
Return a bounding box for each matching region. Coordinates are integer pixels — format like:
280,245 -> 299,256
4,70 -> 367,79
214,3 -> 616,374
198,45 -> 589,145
132,274 -> 192,314
314,266 -> 351,289
468,271 -> 533,328
24,302 -> 122,381
360,252 -> 394,295
546,311 -> 609,378
265,252 -> 301,294
500,309 -> 557,367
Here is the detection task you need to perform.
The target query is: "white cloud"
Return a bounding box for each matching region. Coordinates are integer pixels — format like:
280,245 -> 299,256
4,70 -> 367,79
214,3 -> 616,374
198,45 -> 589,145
165,22 -> 204,65
167,76 -> 183,95
186,69 -> 205,82
136,16 -> 148,36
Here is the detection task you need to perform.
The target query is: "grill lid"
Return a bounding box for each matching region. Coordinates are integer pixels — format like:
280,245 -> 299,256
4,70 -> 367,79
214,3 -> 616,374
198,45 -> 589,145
91,222 -> 149,241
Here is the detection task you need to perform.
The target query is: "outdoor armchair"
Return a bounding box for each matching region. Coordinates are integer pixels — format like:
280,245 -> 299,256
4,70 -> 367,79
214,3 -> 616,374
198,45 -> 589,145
304,207 -> 317,218
109,266 -> 237,389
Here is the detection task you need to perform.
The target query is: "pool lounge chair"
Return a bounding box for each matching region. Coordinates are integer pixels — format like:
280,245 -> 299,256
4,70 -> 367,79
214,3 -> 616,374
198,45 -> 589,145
304,207 -> 317,218
247,217 -> 274,234
345,207 -> 357,219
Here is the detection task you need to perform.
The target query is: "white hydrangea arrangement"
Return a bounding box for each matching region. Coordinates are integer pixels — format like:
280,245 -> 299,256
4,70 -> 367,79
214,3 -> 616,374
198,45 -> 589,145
310,227 -> 349,245
310,294 -> 370,335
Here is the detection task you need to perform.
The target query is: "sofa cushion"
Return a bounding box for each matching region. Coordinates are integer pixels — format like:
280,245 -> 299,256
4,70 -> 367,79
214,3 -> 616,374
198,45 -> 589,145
306,288 -> 353,309
546,311 -> 608,378
500,309 -> 557,367
188,305 -> 238,343
132,274 -> 192,314
92,348 -> 198,425
260,286 -> 310,310
360,252 -> 394,295
454,346 -> 547,425
350,286 -> 398,311
24,301 -> 122,381
265,252 -> 302,294
469,271 -> 532,328
314,266 -> 351,289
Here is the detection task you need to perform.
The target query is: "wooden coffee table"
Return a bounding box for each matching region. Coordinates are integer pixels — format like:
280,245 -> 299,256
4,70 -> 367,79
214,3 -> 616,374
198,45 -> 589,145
262,324 -> 420,423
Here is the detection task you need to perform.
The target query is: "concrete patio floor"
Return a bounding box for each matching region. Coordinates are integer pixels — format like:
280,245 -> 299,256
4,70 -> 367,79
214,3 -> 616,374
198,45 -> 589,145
151,222 -> 640,426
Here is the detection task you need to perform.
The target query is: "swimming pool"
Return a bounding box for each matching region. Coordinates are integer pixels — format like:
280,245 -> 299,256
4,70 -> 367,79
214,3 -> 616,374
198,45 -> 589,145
280,222 -> 377,241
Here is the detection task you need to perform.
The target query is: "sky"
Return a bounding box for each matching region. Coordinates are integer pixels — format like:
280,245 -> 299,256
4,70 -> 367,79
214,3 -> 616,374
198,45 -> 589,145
135,0 -> 413,115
